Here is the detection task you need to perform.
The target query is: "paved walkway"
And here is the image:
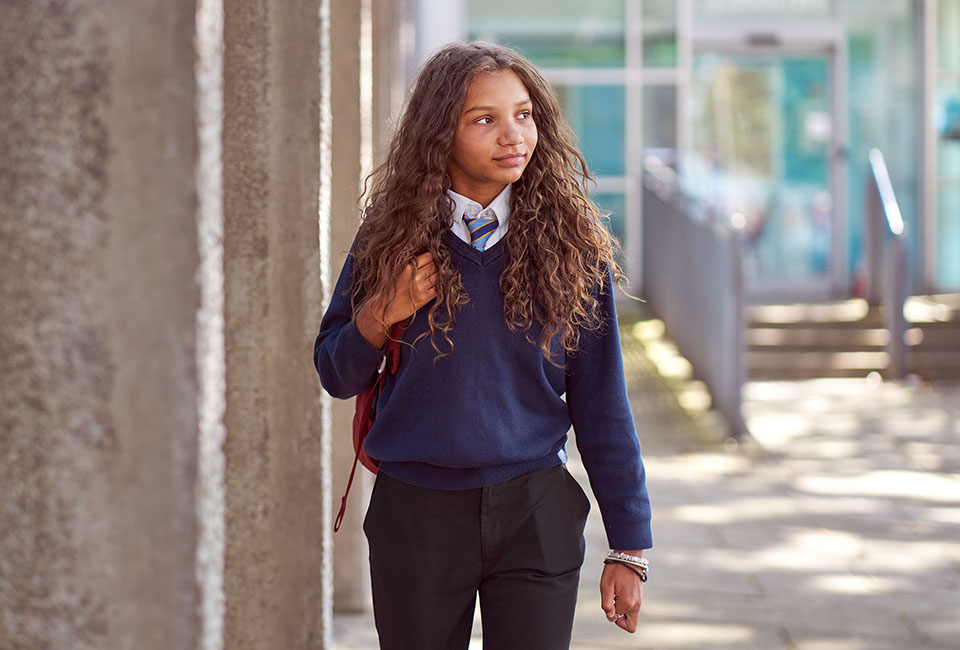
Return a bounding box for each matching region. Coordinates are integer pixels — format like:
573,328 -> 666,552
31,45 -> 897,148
333,317 -> 960,649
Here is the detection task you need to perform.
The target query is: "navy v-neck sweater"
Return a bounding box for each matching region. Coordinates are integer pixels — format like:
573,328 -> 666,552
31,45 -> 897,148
313,230 -> 652,549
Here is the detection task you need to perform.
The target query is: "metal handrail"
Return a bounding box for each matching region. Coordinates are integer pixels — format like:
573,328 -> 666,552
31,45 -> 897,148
642,156 -> 746,437
865,148 -> 909,378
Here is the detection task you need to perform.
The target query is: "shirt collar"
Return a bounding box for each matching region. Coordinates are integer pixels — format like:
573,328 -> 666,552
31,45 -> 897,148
446,184 -> 512,227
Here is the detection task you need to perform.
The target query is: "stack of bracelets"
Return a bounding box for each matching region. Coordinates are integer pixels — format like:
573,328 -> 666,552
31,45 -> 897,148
603,550 -> 649,582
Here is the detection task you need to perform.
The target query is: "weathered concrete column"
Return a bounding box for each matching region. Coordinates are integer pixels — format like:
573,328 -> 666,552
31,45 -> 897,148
372,0 -> 416,154
0,1 -> 220,648
220,0 -> 329,647
329,0 -> 373,614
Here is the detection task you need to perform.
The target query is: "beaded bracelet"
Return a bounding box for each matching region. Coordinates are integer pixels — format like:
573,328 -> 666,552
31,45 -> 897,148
603,558 -> 648,582
604,551 -> 649,582
605,550 -> 648,568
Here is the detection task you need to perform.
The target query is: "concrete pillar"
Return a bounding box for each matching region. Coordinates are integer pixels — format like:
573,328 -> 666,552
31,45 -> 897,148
372,0 -> 417,156
0,1 -> 214,648
415,0 -> 465,63
220,0 -> 329,647
329,0 -> 373,614
1,0 -> 337,648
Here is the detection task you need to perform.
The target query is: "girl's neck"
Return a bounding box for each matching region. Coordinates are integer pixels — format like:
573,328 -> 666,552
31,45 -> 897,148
450,182 -> 507,209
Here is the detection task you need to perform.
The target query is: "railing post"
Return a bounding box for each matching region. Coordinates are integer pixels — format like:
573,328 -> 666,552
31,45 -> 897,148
868,149 -> 909,380
885,237 -> 909,379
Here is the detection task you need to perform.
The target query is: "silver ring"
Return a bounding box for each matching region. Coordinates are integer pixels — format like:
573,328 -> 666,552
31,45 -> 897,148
614,614 -> 625,620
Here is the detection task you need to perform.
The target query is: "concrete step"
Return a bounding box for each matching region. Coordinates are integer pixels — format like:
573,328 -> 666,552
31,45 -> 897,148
749,326 -> 958,350
909,350 -> 960,380
748,327 -> 888,350
746,294 -> 960,380
748,299 -> 882,328
747,350 -> 888,379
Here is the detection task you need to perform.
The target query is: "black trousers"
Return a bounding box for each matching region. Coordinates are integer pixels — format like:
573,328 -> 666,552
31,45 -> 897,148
363,464 -> 592,650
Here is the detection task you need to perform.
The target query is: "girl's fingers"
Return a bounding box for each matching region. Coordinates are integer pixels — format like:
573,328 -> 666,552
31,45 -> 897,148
421,270 -> 439,287
414,252 -> 434,268
415,261 -> 437,280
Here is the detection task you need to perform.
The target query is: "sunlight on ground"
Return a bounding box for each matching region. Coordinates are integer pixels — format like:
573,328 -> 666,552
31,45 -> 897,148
671,496 -> 802,525
796,470 -> 960,502
644,340 -> 695,380
629,622 -> 755,646
807,573 -> 902,595
743,412 -> 812,445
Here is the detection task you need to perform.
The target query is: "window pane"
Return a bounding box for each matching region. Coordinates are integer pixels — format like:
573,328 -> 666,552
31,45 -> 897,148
643,0 -> 677,67
643,85 -> 677,158
591,192 -> 627,253
938,81 -> 960,178
937,189 -> 960,289
554,85 -> 625,176
467,0 -> 625,68
938,0 -> 960,70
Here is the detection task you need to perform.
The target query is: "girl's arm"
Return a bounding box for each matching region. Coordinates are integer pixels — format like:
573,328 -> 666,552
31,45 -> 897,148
566,267 -> 651,633
313,250 -> 386,399
313,248 -> 437,398
565,266 -> 652,551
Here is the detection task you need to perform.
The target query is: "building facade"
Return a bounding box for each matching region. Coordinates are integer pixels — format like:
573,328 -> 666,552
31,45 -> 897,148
417,0 -> 960,301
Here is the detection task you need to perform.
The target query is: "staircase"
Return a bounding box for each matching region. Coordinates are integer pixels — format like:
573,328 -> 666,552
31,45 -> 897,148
747,294 -> 960,380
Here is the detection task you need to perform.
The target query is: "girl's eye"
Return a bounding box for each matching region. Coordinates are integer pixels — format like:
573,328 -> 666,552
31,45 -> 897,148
517,110 -> 531,120
475,116 -> 492,125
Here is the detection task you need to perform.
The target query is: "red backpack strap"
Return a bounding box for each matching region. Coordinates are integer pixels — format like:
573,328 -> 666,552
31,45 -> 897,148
334,448 -> 361,532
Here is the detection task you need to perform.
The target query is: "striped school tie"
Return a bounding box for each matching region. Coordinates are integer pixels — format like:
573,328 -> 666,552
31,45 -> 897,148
462,203 -> 499,251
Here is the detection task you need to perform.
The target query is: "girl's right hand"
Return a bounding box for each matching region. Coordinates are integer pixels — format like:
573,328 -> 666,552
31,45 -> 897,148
356,252 -> 438,349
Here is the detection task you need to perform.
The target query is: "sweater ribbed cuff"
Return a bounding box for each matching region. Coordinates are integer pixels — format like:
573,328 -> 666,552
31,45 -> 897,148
605,521 -> 653,551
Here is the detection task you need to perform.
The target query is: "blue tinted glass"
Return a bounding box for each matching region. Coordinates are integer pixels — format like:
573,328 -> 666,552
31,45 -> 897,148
694,0 -> 836,19
644,85 -> 677,151
643,0 -> 678,67
939,0 -> 960,69
937,190 -> 960,289
939,82 -> 960,177
591,192 -> 626,252
848,1 -> 920,287
554,85 -> 625,176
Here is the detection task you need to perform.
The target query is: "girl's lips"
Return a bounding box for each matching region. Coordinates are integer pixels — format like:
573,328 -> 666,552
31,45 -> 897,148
494,153 -> 526,166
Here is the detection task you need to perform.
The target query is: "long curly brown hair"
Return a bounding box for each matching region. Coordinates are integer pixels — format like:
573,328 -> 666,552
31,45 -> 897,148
352,41 -> 626,363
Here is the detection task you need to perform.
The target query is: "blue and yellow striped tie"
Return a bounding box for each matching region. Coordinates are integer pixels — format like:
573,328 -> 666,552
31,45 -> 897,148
462,203 -> 499,251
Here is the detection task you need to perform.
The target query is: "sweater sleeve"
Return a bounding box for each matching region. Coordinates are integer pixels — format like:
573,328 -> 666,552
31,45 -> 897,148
313,249 -> 386,399
565,268 -> 652,550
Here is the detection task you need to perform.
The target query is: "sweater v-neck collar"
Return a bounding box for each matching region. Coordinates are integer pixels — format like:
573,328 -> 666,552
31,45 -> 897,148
443,228 -> 507,266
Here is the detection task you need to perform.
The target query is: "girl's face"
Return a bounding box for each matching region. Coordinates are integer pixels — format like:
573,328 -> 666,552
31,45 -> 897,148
447,69 -> 538,205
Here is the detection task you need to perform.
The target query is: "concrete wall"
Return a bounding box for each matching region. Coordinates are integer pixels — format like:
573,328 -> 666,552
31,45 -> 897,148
0,1 -> 205,648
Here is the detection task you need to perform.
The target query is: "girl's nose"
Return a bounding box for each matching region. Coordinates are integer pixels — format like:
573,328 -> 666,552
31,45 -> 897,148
500,126 -> 523,145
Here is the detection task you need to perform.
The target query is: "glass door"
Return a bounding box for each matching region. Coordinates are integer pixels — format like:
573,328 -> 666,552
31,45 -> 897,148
687,50 -> 840,299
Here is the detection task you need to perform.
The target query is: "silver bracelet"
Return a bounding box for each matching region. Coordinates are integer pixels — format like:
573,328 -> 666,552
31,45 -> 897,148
606,551 -> 649,570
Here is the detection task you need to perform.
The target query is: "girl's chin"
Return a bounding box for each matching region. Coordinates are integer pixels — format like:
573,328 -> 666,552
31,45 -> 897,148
490,166 -> 527,183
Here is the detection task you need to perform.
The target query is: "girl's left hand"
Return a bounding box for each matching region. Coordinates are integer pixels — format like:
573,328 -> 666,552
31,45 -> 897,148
599,554 -> 644,633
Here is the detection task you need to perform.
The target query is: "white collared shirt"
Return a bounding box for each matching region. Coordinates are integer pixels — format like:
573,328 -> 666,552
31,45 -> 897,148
446,184 -> 512,249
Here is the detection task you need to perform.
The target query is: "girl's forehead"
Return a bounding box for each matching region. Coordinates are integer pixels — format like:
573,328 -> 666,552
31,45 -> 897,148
463,69 -> 530,102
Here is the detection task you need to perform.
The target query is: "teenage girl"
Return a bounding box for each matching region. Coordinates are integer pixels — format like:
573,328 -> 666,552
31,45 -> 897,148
314,41 -> 652,650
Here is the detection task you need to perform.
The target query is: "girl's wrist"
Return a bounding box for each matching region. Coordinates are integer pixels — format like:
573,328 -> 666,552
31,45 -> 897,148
356,300 -> 389,349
